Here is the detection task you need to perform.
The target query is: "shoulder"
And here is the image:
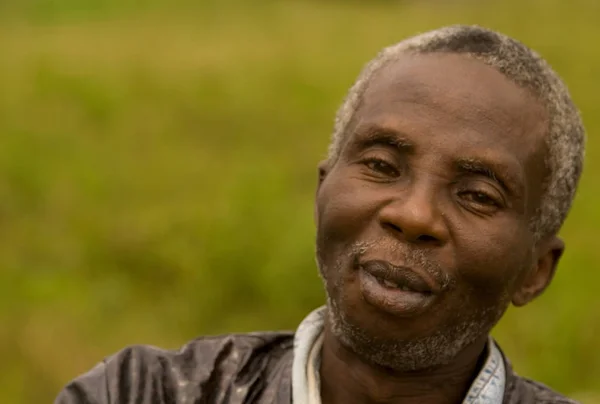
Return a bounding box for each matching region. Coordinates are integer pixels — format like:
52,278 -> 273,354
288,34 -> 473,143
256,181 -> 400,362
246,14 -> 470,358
521,376 -> 580,404
507,373 -> 580,404
115,331 -> 295,371
54,332 -> 294,404
497,343 -> 580,404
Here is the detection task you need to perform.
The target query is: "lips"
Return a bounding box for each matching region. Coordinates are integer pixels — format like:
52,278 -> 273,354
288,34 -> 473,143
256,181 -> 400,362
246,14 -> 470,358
360,260 -> 438,294
358,260 -> 439,317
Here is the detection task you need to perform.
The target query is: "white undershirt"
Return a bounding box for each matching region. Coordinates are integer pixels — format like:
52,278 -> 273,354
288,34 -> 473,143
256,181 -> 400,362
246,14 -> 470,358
292,306 -> 506,404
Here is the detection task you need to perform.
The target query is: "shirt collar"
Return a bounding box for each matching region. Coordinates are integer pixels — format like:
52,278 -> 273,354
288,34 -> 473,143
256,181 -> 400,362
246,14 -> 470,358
292,306 -> 505,404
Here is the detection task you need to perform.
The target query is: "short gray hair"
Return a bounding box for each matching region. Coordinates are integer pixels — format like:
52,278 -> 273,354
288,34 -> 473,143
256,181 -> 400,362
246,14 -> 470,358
328,25 -> 585,240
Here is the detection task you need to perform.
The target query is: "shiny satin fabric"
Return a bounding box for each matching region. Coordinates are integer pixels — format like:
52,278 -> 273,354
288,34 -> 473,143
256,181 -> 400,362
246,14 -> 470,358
55,332 -> 577,404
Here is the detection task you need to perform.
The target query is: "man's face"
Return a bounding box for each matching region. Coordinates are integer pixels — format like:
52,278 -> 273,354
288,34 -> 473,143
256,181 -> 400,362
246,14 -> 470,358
315,53 -> 556,371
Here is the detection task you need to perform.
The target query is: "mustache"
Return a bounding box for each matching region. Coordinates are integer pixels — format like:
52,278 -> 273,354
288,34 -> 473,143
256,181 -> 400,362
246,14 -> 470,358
349,239 -> 453,290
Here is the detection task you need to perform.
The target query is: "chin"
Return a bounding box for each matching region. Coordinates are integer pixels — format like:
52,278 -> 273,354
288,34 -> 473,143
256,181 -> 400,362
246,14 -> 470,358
326,293 -> 504,372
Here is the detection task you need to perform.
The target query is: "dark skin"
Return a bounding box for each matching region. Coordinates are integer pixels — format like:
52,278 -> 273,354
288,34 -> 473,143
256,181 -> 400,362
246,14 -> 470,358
314,53 -> 565,404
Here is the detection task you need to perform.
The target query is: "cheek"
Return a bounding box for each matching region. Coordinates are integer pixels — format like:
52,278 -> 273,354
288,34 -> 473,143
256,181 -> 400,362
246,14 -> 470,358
316,174 -> 380,249
454,218 -> 532,297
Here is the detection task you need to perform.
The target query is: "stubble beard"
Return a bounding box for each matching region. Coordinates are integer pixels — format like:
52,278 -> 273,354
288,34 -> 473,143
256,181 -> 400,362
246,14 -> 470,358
316,239 -> 514,372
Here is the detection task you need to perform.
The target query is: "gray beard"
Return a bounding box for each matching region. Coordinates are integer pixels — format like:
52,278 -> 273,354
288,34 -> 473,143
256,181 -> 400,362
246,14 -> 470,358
317,239 -> 513,372
325,294 -> 508,372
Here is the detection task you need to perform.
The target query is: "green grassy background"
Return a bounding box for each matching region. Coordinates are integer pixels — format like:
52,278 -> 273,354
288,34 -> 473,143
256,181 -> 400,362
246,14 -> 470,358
0,1 -> 598,403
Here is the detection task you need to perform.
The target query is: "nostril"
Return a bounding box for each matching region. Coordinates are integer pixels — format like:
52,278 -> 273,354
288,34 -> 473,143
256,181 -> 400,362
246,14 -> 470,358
383,223 -> 440,244
417,234 -> 438,243
386,223 -> 403,234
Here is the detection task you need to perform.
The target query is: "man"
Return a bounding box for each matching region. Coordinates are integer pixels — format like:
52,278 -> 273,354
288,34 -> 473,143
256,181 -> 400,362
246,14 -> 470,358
56,25 -> 585,404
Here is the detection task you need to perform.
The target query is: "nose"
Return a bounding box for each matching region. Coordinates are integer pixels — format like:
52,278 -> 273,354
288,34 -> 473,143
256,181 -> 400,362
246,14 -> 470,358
378,185 -> 449,246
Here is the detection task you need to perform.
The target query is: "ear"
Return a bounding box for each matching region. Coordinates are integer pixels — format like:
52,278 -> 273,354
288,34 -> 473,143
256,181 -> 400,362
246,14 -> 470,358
512,236 -> 564,307
314,160 -> 330,224
317,159 -> 329,188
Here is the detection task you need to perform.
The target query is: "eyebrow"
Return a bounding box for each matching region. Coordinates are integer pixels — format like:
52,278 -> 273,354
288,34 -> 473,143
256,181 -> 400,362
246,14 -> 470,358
455,158 -> 521,196
350,125 -> 523,197
351,126 -> 414,153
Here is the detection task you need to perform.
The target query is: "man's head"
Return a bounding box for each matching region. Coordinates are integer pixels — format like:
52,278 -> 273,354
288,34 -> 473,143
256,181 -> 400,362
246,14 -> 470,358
314,25 -> 585,372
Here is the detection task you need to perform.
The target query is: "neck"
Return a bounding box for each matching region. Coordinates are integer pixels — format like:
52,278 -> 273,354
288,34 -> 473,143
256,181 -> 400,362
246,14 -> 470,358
319,326 -> 488,404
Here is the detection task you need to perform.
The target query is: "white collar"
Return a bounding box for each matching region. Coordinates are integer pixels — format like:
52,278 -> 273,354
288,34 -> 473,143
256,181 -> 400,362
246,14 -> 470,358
292,306 -> 506,404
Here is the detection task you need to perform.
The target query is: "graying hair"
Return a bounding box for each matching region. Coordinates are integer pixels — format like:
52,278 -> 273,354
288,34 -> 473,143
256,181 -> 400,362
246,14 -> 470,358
328,25 -> 585,240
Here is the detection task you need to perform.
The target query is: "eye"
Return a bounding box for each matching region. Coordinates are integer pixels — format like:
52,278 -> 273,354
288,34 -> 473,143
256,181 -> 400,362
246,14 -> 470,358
362,157 -> 400,178
462,191 -> 498,206
457,188 -> 503,214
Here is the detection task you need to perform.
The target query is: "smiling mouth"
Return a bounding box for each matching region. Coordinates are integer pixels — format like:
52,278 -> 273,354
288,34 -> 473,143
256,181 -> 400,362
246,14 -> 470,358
360,259 -> 437,294
373,276 -> 432,293
358,260 -> 439,317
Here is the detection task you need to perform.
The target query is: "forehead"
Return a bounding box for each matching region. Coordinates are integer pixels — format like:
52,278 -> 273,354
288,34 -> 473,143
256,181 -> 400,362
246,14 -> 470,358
357,53 -> 547,148
351,52 -> 548,187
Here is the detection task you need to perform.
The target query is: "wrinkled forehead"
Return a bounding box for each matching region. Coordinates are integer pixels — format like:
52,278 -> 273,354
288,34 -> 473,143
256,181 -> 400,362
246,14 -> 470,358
348,53 -> 550,206
355,52 -> 548,152
365,53 -> 541,119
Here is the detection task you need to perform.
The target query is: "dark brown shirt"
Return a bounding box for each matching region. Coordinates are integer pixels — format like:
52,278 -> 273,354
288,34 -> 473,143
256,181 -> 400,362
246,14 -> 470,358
55,332 -> 578,404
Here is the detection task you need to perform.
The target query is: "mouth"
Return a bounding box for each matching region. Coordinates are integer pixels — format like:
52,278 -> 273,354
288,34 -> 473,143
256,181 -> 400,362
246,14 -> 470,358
373,277 -> 432,292
358,260 -> 439,317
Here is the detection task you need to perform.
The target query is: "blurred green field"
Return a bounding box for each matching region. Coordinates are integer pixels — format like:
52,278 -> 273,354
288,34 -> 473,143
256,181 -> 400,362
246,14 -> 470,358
0,1 -> 599,403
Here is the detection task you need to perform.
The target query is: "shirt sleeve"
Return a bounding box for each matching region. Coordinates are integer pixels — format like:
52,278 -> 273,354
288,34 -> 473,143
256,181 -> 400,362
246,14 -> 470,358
54,361 -> 110,404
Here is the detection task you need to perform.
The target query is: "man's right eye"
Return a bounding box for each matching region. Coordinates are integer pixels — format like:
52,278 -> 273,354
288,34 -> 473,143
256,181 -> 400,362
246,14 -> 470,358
362,157 -> 400,178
